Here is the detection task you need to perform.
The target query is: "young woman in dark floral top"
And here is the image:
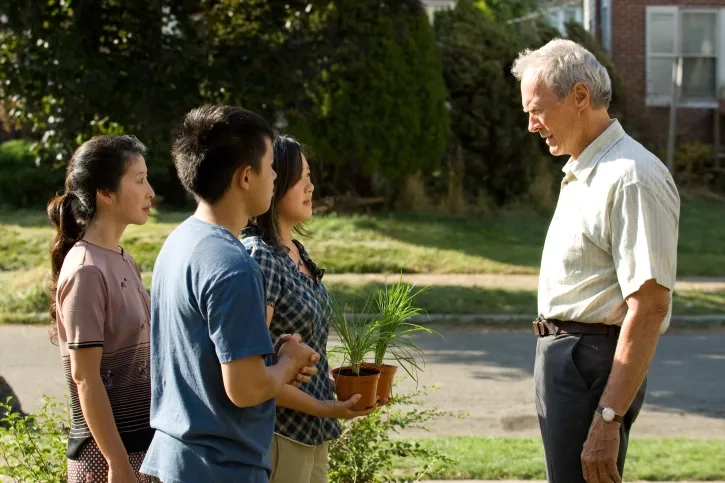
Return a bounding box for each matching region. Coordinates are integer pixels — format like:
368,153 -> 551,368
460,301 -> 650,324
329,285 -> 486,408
242,136 -> 374,483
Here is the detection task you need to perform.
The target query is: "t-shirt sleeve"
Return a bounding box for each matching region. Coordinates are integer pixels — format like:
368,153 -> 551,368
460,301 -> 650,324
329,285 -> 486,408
249,247 -> 284,308
58,266 -> 107,350
203,270 -> 275,364
610,181 -> 679,298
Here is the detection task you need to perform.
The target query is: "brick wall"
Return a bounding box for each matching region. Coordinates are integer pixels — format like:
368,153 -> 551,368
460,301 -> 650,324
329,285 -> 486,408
610,0 -> 723,150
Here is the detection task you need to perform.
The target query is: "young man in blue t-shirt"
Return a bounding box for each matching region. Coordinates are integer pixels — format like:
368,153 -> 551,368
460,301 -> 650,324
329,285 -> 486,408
140,106 -> 318,483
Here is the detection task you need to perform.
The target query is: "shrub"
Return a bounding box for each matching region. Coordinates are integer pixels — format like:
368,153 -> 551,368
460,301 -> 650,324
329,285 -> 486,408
0,140 -> 64,208
659,141 -> 717,188
329,387 -> 458,483
0,283 -> 50,314
433,0 -> 544,208
1,388 -> 458,483
288,0 -> 450,202
0,396 -> 69,482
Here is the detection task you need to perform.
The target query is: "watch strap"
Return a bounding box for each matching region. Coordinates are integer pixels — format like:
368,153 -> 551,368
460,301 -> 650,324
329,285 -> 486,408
597,405 -> 623,423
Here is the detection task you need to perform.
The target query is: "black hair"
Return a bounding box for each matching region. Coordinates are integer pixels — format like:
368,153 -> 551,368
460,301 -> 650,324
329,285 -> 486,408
172,105 -> 275,203
251,135 -> 310,250
47,134 -> 147,344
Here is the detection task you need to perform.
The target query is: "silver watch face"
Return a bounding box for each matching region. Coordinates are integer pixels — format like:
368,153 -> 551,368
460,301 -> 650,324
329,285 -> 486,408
602,407 -> 615,422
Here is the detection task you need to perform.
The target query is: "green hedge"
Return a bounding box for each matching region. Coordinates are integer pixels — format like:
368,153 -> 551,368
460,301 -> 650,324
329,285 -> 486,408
0,140 -> 65,208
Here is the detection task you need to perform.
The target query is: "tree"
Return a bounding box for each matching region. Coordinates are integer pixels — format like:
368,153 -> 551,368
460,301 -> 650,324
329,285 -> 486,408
0,1 -> 204,202
0,0 -> 326,204
287,0 -> 450,200
474,0 -> 540,21
434,0 -> 543,207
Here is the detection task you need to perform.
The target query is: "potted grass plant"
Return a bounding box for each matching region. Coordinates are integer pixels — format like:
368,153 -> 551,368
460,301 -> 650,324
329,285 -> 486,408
329,298 -> 382,411
363,278 -> 434,402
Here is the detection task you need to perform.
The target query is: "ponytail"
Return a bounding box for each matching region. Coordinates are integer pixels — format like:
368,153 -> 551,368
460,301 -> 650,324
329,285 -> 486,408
47,192 -> 90,344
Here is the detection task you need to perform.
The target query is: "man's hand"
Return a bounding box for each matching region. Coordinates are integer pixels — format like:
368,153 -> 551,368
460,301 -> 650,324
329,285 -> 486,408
274,333 -> 298,354
275,334 -> 319,386
277,334 -> 318,381
581,416 -> 621,483
320,395 -> 376,419
581,278 -> 669,482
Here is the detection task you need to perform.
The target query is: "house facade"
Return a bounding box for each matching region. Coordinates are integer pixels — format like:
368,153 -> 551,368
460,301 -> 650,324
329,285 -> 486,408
586,0 -> 725,149
545,1 -> 585,33
421,0 -> 457,22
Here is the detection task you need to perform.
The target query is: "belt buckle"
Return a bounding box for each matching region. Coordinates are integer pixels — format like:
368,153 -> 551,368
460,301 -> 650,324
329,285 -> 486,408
533,318 -> 550,337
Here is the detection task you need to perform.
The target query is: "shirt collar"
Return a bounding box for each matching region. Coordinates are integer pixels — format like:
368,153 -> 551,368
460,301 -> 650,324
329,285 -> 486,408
562,119 -> 625,183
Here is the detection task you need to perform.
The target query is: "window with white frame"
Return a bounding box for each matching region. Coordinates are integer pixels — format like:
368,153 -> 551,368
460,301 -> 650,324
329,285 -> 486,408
646,6 -> 723,107
422,0 -> 456,23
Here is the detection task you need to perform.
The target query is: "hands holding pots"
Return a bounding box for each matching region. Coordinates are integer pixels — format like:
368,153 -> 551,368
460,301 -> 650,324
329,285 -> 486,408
276,333 -> 319,387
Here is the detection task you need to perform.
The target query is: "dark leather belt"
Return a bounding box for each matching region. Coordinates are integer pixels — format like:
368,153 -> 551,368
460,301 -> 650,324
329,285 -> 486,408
533,317 -> 620,338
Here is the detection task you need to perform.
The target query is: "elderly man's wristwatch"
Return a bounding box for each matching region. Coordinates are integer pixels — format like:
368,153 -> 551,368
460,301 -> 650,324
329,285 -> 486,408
597,405 -> 623,423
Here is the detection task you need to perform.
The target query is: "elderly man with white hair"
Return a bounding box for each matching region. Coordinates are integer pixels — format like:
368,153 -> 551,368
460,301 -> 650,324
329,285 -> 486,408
512,39 -> 680,483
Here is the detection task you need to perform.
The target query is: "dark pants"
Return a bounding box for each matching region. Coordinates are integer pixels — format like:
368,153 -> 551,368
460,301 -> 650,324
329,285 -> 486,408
534,333 -> 647,483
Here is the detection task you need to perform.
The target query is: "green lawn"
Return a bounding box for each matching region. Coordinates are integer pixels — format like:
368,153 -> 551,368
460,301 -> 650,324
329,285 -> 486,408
1,201 -> 724,324
2,200 -> 725,276
2,273 -> 724,325
327,282 -> 725,318
392,436 -> 725,481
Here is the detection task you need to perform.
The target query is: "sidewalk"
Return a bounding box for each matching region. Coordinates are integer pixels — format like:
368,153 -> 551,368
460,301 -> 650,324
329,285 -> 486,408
325,273 -> 725,293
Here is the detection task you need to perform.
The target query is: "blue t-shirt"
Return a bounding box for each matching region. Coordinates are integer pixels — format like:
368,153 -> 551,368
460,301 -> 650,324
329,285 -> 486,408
140,217 -> 275,483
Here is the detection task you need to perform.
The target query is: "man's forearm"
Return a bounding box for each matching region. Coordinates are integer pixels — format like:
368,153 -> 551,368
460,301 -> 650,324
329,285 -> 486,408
598,310 -> 662,416
276,384 -> 327,417
255,358 -> 301,405
229,357 -> 299,408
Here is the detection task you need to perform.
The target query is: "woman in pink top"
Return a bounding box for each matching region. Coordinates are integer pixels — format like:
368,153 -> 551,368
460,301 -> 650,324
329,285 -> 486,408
47,135 -> 156,483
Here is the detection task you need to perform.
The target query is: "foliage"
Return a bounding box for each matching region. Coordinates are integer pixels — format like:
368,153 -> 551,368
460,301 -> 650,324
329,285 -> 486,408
665,141 -> 717,187
0,0 -> 198,203
0,396 -> 69,482
372,278 -> 435,383
434,0 -> 545,208
328,297 -> 381,376
0,0 -> 328,205
474,0 -> 540,21
287,0 -> 450,200
0,0 -> 448,205
0,283 -> 49,314
328,387 -> 457,483
329,275 -> 438,378
0,140 -> 64,208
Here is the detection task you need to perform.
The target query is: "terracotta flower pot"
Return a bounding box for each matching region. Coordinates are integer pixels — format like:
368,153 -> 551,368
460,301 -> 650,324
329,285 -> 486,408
332,366 -> 380,411
362,362 -> 398,402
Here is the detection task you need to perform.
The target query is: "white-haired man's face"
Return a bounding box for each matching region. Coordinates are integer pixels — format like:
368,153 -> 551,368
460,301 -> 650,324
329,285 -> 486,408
520,70 -> 584,158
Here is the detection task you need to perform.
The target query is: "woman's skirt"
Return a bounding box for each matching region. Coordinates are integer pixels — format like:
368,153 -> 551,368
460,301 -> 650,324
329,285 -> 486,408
67,439 -> 158,482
